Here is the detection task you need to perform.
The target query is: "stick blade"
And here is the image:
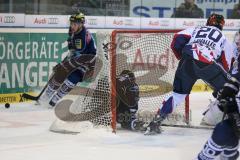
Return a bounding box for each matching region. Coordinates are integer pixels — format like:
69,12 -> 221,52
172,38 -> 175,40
22,93 -> 39,101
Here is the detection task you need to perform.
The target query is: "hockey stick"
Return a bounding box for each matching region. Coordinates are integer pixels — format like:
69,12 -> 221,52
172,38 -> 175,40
21,72 -> 55,101
22,84 -> 48,101
144,124 -> 213,135
161,124 -> 213,130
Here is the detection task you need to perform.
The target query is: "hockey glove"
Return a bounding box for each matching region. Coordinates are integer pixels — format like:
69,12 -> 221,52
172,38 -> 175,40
218,97 -> 238,114
217,78 -> 239,101
217,78 -> 239,114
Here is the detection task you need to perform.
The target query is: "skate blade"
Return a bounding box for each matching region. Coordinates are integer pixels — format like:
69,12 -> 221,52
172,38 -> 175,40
144,128 -> 162,135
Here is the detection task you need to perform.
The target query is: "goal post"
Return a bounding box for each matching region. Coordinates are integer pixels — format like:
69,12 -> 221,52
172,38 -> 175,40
49,29 -> 190,133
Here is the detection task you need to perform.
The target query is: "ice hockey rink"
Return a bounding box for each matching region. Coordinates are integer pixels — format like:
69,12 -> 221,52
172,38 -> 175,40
0,92 -> 223,160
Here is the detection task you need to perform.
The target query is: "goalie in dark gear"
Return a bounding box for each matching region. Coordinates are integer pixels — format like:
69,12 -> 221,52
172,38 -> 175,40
116,70 -> 144,131
197,78 -> 240,160
39,12 -> 97,107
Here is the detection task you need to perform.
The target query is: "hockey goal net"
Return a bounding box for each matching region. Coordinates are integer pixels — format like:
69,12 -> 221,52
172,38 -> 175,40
49,29 -> 190,133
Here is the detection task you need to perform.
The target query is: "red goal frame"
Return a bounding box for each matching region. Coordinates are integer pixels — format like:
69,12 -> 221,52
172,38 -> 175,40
110,30 -> 189,132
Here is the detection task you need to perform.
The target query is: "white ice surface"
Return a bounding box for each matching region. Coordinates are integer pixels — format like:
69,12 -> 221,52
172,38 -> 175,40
0,92 -> 227,160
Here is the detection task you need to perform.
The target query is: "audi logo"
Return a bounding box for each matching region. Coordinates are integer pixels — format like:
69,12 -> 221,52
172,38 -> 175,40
196,21 -> 206,26
4,16 -> 15,23
48,18 -> 59,24
87,19 -> 97,25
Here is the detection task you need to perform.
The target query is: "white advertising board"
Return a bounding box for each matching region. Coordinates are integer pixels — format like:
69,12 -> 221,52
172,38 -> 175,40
0,14 -> 24,27
25,15 -> 69,28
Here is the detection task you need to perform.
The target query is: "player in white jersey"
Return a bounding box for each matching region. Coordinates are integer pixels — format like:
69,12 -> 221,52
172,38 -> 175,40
144,14 -> 235,135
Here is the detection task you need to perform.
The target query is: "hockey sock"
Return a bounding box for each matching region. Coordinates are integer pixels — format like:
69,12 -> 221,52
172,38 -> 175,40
159,92 -> 187,119
160,96 -> 174,117
220,146 -> 239,160
197,138 -> 223,160
40,79 -> 61,101
49,79 -> 76,107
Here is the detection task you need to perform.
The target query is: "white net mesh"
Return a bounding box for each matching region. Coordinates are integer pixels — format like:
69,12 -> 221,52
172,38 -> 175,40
112,30 -> 188,126
49,30 -> 189,133
50,31 -> 111,133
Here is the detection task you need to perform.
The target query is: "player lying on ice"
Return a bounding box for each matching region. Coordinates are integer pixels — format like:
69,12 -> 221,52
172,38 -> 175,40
38,12 -> 97,108
144,13 -> 235,135
201,30 -> 240,126
197,78 -> 240,160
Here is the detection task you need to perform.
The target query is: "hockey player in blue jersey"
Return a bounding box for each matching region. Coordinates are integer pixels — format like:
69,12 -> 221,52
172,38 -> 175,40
39,12 -> 97,107
144,14 -> 235,135
197,78 -> 240,160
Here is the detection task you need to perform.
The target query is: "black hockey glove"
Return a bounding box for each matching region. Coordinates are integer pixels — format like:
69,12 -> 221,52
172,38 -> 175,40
217,78 -> 239,114
218,97 -> 238,114
217,78 -> 239,101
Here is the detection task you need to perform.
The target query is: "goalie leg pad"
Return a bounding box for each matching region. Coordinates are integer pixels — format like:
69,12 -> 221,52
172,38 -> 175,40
201,100 -> 224,126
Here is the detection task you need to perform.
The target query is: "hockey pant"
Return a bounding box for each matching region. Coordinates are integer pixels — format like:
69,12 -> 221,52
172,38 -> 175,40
159,57 -> 229,118
201,100 -> 224,126
41,54 -> 95,106
197,119 -> 239,160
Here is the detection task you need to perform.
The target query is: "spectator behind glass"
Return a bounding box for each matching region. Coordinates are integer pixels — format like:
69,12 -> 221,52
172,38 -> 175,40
230,1 -> 240,19
172,0 -> 204,18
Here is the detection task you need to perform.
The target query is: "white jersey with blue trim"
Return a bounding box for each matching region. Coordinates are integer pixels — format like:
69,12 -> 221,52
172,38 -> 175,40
177,26 -> 234,70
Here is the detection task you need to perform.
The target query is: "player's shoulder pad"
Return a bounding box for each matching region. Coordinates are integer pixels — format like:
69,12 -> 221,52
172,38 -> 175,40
177,27 -> 195,35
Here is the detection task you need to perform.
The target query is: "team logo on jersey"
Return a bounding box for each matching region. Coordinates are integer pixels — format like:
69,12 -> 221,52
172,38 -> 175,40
75,39 -> 82,49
